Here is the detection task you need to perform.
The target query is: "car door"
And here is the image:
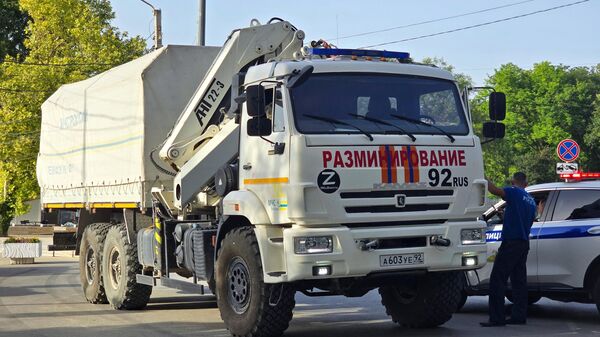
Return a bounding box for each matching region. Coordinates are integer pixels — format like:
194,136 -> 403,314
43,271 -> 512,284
537,188 -> 600,288
476,190 -> 551,287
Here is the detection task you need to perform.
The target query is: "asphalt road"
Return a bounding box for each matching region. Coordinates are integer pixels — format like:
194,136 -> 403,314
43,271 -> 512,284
1,256 -> 599,337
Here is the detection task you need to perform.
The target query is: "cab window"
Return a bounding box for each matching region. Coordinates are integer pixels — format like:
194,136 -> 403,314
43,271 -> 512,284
483,191 -> 550,225
552,189 -> 600,221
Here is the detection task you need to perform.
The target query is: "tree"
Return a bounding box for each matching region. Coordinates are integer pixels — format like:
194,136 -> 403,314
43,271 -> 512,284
0,0 -> 30,62
474,62 -> 600,186
0,0 -> 146,233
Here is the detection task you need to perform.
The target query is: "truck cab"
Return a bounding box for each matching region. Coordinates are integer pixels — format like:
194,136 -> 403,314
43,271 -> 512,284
226,56 -> 491,284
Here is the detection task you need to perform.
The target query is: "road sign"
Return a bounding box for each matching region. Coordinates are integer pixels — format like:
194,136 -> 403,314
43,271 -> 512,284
557,139 -> 580,162
556,162 -> 578,174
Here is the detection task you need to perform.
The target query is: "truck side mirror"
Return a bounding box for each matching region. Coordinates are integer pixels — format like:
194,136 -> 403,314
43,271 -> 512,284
489,92 -> 506,121
246,85 -> 265,117
247,116 -> 272,137
483,121 -> 505,139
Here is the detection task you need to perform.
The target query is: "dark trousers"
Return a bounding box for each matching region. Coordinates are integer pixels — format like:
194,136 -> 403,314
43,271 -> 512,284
488,240 -> 530,323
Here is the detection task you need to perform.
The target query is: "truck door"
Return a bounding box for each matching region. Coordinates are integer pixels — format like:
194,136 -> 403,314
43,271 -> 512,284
239,85 -> 291,224
537,188 -> 600,288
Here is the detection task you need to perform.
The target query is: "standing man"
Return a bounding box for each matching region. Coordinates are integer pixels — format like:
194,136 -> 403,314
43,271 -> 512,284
480,172 -> 537,327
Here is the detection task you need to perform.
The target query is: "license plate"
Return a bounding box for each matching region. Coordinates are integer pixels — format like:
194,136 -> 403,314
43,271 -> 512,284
380,253 -> 424,267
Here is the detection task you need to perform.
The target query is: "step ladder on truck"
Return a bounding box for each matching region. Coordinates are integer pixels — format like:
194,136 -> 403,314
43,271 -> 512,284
37,18 -> 507,336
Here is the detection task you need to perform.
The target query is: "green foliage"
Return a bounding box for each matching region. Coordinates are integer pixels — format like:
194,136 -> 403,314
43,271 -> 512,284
4,236 -> 40,243
0,0 -> 30,62
421,57 -> 473,90
476,62 -> 600,185
0,0 -> 146,225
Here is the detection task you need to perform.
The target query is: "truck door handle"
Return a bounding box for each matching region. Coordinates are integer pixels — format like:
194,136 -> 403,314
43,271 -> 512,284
243,163 -> 252,170
587,226 -> 600,235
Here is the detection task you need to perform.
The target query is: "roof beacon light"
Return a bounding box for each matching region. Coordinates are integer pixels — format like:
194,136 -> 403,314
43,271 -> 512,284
307,48 -> 410,60
559,171 -> 600,180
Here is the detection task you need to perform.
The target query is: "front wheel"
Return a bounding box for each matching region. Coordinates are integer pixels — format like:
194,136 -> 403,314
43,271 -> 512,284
380,272 -> 462,328
216,226 -> 295,337
102,225 -> 152,310
593,277 -> 600,316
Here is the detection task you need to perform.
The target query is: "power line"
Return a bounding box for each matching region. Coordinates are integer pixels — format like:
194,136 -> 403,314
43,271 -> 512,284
328,0 -> 536,41
360,0 -> 590,49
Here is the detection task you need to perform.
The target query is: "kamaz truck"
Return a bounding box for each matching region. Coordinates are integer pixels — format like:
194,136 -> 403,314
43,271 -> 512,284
37,19 -> 506,336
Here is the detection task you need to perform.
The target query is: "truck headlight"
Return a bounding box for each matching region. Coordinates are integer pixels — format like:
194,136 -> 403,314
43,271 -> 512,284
461,228 -> 485,245
294,236 -> 333,254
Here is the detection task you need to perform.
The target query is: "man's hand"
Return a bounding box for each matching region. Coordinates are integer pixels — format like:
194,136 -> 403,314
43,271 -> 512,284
486,177 -> 506,198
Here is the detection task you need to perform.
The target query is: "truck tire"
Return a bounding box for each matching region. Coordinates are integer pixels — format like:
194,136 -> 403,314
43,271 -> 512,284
79,223 -> 112,304
379,272 -> 461,328
216,226 -> 295,337
102,225 -> 152,310
456,291 -> 468,312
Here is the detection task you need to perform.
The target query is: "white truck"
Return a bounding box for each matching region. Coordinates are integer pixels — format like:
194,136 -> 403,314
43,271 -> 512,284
37,19 -> 506,336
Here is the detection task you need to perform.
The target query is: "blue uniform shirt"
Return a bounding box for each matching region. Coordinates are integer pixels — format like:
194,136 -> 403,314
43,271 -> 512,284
502,187 -> 537,241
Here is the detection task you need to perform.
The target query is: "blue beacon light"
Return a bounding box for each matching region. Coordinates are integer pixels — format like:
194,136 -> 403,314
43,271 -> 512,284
308,48 -> 410,60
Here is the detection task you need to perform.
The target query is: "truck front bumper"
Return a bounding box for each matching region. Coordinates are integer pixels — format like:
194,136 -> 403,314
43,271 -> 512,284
275,220 -> 487,283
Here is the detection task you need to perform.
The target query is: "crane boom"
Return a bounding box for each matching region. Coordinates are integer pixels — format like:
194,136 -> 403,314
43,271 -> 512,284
159,19 -> 304,170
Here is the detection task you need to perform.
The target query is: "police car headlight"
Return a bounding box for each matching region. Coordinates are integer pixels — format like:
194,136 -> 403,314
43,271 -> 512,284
461,229 -> 485,245
294,236 -> 333,254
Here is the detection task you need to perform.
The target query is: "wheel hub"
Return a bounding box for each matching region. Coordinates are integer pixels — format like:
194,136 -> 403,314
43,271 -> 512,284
85,247 -> 96,285
108,247 -> 122,289
227,257 -> 251,314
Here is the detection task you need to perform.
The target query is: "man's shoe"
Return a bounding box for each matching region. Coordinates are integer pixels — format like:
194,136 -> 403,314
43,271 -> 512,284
506,319 -> 526,325
480,321 -> 506,327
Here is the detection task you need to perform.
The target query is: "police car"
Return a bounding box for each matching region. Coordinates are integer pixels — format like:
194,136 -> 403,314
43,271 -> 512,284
461,172 -> 600,315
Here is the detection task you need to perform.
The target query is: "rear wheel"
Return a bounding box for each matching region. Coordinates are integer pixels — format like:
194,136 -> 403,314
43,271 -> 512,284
216,226 -> 295,337
102,225 -> 152,310
379,272 -> 462,328
593,277 -> 600,315
79,223 -> 112,304
505,292 -> 542,305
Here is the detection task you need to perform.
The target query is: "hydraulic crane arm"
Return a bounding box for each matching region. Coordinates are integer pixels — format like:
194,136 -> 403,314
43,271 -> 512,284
159,19 -> 304,170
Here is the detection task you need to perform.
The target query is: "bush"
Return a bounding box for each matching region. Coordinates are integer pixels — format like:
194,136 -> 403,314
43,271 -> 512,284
4,236 -> 40,243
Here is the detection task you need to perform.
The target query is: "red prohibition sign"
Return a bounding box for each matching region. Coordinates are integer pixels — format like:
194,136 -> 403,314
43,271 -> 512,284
556,139 -> 580,162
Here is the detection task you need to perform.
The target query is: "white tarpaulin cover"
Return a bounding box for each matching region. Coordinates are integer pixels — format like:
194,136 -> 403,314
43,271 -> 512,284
37,45 -> 220,207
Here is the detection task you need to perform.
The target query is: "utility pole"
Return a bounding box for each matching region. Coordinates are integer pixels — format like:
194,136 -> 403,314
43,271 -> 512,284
198,0 -> 206,46
140,0 -> 162,49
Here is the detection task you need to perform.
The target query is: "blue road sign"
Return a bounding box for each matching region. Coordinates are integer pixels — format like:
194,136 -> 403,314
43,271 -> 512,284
557,139 -> 580,162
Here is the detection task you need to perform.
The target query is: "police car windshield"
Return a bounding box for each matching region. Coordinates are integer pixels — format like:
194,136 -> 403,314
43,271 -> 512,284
290,73 -> 469,136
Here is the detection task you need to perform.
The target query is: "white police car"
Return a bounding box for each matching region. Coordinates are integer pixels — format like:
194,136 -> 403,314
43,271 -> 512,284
462,175 -> 600,315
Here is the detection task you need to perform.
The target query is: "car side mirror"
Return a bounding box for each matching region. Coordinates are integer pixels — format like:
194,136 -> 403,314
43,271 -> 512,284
483,121 -> 505,139
247,116 -> 272,137
489,92 -> 506,121
246,85 -> 266,117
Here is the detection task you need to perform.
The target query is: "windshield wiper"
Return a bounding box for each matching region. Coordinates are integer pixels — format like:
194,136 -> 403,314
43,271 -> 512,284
390,114 -> 455,143
347,113 -> 416,142
303,114 -> 373,141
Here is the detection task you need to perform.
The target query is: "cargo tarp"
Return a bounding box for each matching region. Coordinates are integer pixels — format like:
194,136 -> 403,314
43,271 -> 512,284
37,45 -> 220,207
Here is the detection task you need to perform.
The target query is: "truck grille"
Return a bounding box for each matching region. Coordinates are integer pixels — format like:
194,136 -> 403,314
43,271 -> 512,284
345,203 -> 450,214
340,189 -> 453,199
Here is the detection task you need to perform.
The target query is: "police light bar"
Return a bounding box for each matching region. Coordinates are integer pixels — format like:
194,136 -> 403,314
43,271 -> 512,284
559,172 -> 600,180
307,48 -> 410,60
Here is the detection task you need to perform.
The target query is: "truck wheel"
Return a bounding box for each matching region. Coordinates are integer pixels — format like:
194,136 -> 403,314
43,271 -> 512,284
456,291 -> 468,312
79,223 -> 112,304
379,272 -> 461,328
216,226 -> 295,337
102,225 -> 152,310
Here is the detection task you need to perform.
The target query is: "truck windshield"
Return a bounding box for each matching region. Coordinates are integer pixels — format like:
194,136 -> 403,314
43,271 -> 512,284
290,73 -> 469,136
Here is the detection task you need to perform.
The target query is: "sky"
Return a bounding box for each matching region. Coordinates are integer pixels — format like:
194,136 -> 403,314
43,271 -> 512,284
108,0 -> 600,86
